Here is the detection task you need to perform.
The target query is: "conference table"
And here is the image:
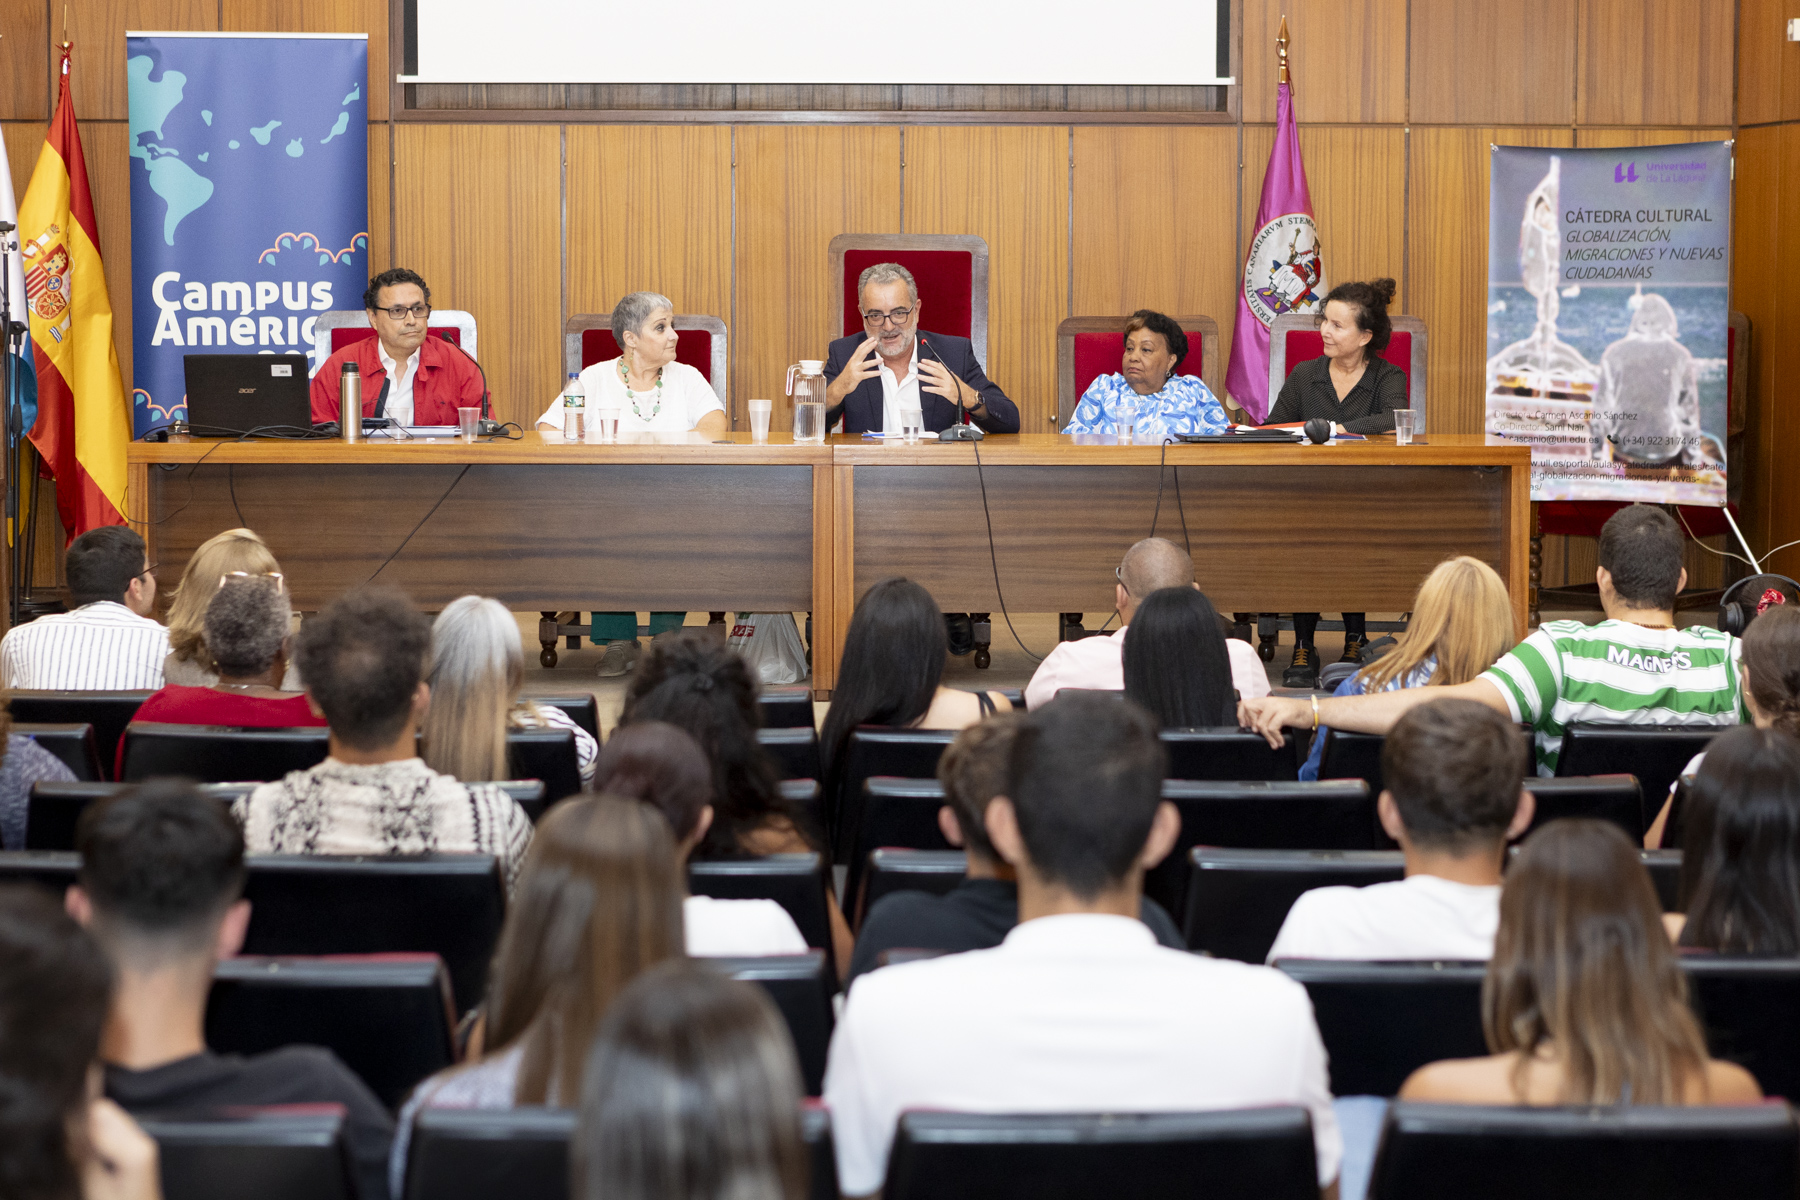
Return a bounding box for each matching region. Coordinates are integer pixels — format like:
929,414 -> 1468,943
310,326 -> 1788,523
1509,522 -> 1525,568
126,432 -> 1530,697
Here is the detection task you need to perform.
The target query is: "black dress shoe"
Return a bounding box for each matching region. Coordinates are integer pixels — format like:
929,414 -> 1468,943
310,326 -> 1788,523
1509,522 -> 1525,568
1283,644 -> 1320,689
946,612 -> 975,656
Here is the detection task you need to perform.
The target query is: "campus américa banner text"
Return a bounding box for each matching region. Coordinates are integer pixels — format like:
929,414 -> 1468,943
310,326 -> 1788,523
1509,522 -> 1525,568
1486,142 -> 1731,505
127,33 -> 369,437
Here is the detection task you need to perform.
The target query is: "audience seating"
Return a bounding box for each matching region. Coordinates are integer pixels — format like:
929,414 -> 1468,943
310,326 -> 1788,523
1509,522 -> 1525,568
14,722 -> 102,782
402,1106 -> 838,1200
7,690 -> 150,779
119,723 -> 329,783
714,952 -> 835,1094
1160,728 -> 1302,783
1315,728 -> 1386,793
1642,848 -> 1681,911
760,686 -> 816,729
531,694 -> 599,740
237,854 -> 506,1016
1683,957 -> 1800,1101
831,729 -> 959,862
504,727 -> 581,804
1555,723 -> 1721,807
858,849 -> 966,925
1368,1101 -> 1799,1200
758,726 -> 823,787
140,1112 -> 352,1200
844,778 -> 957,917
0,849 -> 78,892
883,1108 -> 1321,1200
689,853 -> 834,965
1521,775 -> 1644,841
1146,780 -> 1377,918
1275,960 -> 1488,1097
1182,847 -> 1406,961
208,955 -> 456,1110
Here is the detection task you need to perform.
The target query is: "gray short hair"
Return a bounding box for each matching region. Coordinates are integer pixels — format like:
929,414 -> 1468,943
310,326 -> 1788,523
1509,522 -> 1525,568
857,262 -> 918,306
612,292 -> 675,346
203,577 -> 289,677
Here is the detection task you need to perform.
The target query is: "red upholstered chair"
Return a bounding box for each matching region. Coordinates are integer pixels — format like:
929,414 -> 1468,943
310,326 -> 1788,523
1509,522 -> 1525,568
562,313 -> 729,404
1267,312 -> 1429,430
828,234 -> 988,365
310,309 -> 478,370
1056,316 -> 1222,431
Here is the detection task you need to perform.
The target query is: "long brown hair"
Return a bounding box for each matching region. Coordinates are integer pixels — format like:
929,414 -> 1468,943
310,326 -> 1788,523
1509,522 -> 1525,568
1359,555 -> 1514,692
164,528 -> 282,667
1485,819 -> 1709,1105
1742,605 -> 1800,737
484,797 -> 685,1104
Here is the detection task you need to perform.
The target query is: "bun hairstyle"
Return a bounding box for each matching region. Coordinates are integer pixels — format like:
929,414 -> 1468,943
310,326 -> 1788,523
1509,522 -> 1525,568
1324,278 -> 1398,352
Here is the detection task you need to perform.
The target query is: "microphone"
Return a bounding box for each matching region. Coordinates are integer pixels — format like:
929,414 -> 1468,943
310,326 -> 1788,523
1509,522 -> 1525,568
434,331 -> 499,431
922,336 -> 984,443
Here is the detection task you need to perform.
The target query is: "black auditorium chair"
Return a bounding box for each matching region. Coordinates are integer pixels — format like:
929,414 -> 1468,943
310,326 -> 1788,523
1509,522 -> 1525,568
1145,780 -> 1377,918
1369,1102 -> 1800,1200
1642,848 -> 1681,911
1316,728 -> 1386,792
832,729 -> 958,862
1682,957 -> 1800,1102
713,952 -> 835,1094
759,685 -> 816,729
1521,775 -> 1644,841
119,723 -> 330,783
14,722 -> 103,782
1275,960 -> 1487,1097
238,854 -> 506,1016
0,849 -> 79,893
844,778 -> 956,915
858,849 -> 965,926
141,1112 -> 353,1200
883,1108 -> 1321,1200
1555,722 -> 1722,808
505,727 -> 582,804
1182,847 -> 1406,961
531,694 -> 599,741
207,956 -> 455,1110
778,778 -> 825,845
7,690 -> 150,780
1160,727 -> 1302,783
758,726 -> 823,787
689,853 -> 834,961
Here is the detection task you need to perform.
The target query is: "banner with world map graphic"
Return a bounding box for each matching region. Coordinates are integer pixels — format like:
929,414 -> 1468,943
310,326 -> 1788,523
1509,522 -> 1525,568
126,33 -> 368,436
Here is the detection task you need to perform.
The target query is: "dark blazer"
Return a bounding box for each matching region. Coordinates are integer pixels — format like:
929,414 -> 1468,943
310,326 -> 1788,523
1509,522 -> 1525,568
823,331 -> 1019,434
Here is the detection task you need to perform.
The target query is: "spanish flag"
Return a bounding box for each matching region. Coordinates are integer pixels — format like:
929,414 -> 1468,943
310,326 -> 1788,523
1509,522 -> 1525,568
17,49 -> 129,542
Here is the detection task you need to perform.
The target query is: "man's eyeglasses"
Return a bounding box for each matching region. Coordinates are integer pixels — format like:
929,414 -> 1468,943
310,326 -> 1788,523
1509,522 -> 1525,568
138,563 -> 158,581
1115,566 -> 1130,597
376,304 -> 431,321
219,570 -> 285,590
862,308 -> 914,328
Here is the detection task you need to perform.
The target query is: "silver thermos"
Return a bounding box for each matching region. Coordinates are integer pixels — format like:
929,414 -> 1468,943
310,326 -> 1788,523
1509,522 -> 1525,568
340,360 -> 361,443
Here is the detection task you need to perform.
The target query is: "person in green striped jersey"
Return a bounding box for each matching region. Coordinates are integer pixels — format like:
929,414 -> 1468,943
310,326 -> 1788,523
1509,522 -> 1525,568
1241,506 -> 1744,775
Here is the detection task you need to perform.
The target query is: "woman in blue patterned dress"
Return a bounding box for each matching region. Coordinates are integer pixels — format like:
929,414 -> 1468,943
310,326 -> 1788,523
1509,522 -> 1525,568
1064,310 -> 1227,439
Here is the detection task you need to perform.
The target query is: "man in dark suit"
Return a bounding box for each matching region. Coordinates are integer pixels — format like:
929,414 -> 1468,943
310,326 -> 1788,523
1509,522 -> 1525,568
823,261 -> 1019,435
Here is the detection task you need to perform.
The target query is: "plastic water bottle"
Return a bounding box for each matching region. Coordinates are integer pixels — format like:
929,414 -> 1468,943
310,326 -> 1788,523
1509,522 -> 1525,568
561,373 -> 584,440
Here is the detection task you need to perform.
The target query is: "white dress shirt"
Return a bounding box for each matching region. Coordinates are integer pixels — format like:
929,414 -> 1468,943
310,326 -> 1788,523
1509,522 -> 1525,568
878,342 -> 922,435
823,913 -> 1342,1196
1265,874 -> 1501,963
534,359 -> 724,434
682,894 -> 810,957
1023,627 -> 1271,710
377,342 -> 421,426
0,601 -> 170,690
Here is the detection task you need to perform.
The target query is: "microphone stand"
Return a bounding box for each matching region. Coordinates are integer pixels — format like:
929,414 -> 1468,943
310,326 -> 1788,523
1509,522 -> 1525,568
926,337 -> 983,443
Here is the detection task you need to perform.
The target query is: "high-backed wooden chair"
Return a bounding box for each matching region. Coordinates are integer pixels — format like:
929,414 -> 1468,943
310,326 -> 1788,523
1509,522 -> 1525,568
1267,311 -> 1428,429
829,234 -> 989,365
562,312 -> 728,402
312,310 -> 478,365
1055,315 -> 1222,431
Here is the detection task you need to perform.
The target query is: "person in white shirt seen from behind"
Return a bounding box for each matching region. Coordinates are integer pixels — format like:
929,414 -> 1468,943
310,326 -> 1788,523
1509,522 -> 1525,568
1024,537 -> 1268,710
1267,698 -> 1534,964
823,692 -> 1341,1199
0,525 -> 168,690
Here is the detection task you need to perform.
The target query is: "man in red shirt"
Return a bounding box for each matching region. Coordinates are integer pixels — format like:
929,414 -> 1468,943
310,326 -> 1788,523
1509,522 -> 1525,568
309,267 -> 486,426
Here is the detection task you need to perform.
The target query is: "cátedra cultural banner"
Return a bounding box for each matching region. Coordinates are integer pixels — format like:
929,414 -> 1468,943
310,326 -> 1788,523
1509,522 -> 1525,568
1485,142 -> 1732,504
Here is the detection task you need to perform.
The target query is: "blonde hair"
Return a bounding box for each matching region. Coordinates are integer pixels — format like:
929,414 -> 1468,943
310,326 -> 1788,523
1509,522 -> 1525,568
1359,555 -> 1514,692
421,596 -> 521,783
164,528 -> 282,669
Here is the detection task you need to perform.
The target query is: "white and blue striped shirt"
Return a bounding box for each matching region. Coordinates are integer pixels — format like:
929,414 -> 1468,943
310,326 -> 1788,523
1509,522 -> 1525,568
0,602 -> 170,690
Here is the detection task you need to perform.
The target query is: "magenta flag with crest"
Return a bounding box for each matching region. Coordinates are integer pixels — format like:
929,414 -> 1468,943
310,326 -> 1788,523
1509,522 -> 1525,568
1226,79 -> 1325,423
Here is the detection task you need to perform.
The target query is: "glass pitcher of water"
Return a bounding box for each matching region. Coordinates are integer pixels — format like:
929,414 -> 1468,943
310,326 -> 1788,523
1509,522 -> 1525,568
787,360 -> 827,443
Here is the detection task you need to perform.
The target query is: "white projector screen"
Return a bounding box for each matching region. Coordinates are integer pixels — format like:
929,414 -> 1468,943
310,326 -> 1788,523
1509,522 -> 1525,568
407,0 -> 1231,87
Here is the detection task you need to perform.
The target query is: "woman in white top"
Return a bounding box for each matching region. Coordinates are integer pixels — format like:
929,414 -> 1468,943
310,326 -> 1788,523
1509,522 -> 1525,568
535,291 -> 727,675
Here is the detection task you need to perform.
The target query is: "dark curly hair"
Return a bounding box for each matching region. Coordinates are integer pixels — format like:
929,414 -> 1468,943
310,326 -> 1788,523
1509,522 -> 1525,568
1323,277 -> 1397,352
363,267 -> 431,312
1123,310 -> 1190,369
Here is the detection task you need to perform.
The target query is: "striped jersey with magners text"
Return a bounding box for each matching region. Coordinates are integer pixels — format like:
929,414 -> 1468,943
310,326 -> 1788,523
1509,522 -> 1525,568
1480,619 -> 1743,775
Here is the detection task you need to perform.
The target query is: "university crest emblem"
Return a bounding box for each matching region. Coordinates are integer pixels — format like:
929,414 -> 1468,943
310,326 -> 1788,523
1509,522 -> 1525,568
1243,214 -> 1325,327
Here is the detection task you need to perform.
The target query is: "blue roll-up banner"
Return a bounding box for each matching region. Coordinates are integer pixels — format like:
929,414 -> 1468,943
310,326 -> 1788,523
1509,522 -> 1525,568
126,33 -> 368,436
1486,142 -> 1732,504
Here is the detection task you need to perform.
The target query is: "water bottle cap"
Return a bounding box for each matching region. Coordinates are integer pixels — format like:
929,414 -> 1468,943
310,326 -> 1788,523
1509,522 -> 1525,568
341,360 -> 359,374
568,372 -> 578,379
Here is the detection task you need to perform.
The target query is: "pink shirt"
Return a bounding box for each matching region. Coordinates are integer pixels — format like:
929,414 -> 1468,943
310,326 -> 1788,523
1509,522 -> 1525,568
1024,627 -> 1271,711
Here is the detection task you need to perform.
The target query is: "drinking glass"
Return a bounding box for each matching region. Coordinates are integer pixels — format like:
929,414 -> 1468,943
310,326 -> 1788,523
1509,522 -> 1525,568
748,398 -> 772,442
594,407 -> 622,443
899,406 -> 924,443
1117,400 -> 1139,444
457,407 -> 480,443
1393,408 -> 1418,446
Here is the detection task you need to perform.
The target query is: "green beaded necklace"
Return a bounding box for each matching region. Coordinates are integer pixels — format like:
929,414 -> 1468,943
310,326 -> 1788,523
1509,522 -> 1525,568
619,358 -> 664,420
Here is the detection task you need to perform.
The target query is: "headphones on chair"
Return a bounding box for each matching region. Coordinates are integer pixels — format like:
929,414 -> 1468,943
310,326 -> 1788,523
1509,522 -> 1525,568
1719,573 -> 1800,637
